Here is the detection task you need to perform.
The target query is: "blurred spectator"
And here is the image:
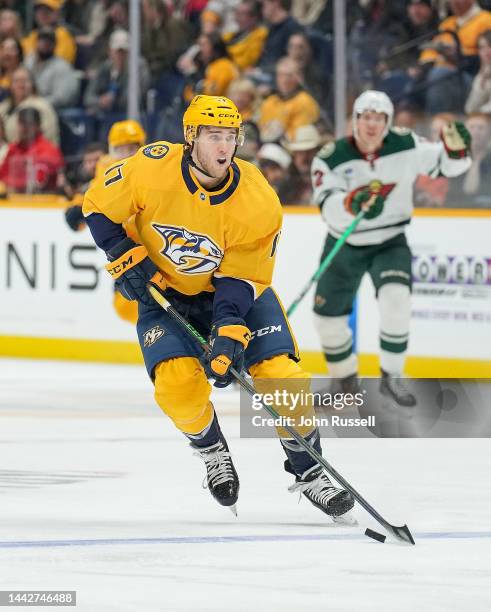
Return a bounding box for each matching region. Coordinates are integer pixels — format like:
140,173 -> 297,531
465,29 -> 491,113
236,119 -> 261,161
87,0 -> 129,70
291,0 -> 327,26
286,31 -> 329,104
0,9 -> 23,41
0,115 -> 7,163
0,106 -> 64,193
223,1 -> 267,70
74,0 -> 109,46
0,66 -> 59,144
200,0 -> 240,34
62,140 -> 105,198
141,0 -> 191,82
349,0 -> 406,92
0,37 -> 23,97
227,77 -> 259,121
281,123 -> 323,204
421,0 -> 491,66
447,112 -> 491,208
419,1 -> 491,111
25,27 -> 80,109
258,0 -> 302,73
22,0 -> 77,65
84,29 -> 150,116
258,56 -> 320,142
393,108 -> 420,130
257,142 -> 291,195
413,112 -> 456,207
61,0 -> 97,36
183,33 -> 239,100
398,0 -> 439,66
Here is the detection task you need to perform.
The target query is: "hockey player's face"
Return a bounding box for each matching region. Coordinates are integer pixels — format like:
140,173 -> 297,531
356,111 -> 387,150
194,127 -> 237,180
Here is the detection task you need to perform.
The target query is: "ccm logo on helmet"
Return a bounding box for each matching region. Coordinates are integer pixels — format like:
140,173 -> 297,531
218,113 -> 235,117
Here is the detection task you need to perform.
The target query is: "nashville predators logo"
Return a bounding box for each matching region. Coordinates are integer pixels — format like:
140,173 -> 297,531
143,325 -> 165,347
152,224 -> 224,274
143,144 -> 169,159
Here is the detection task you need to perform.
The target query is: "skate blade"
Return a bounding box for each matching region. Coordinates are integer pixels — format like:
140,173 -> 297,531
229,504 -> 238,517
331,511 -> 358,526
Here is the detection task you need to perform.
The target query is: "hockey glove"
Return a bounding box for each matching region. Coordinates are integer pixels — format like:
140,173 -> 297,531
65,205 -> 86,231
345,188 -> 385,220
105,237 -> 166,305
441,121 -> 471,159
202,317 -> 251,388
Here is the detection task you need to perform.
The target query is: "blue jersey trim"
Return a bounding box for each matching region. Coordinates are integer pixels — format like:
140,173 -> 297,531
212,276 -> 254,320
85,212 -> 126,252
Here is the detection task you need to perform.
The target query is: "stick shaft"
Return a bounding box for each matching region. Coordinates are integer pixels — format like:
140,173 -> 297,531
287,210 -> 365,317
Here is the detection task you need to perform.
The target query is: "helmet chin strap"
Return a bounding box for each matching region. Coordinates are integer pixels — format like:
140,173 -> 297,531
185,141 -> 237,180
185,144 -> 216,179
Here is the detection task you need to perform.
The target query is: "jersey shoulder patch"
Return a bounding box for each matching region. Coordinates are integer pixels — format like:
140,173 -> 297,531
317,141 -> 335,159
143,143 -> 170,159
391,126 -> 411,136
318,137 -> 361,170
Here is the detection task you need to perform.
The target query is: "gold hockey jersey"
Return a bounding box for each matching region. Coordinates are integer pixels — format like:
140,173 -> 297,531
83,142 -> 282,298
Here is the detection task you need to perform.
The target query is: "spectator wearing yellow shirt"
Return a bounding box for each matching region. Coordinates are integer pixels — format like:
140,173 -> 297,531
258,56 -> 319,142
184,33 -> 239,100
418,0 -> 491,112
22,0 -> 76,65
421,0 -> 491,66
223,1 -> 268,71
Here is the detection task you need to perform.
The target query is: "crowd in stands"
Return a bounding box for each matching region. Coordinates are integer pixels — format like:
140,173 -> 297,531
0,0 -> 490,207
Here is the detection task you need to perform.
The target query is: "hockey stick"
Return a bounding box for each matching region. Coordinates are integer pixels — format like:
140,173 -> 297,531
286,210 -> 365,317
147,282 -> 415,545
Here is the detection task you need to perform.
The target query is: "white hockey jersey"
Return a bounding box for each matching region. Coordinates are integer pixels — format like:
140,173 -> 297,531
311,128 -> 471,245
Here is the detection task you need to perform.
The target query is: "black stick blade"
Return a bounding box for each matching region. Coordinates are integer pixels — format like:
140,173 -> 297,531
389,524 -> 415,545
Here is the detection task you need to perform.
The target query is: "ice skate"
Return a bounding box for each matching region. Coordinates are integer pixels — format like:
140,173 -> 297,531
193,438 -> 239,514
380,370 -> 416,408
314,374 -> 361,408
288,464 -> 355,520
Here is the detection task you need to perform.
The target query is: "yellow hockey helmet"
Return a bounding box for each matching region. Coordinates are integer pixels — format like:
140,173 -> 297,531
108,119 -> 146,148
183,95 -> 244,145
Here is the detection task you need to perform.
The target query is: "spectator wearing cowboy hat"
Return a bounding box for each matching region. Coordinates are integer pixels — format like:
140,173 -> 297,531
281,123 -> 325,204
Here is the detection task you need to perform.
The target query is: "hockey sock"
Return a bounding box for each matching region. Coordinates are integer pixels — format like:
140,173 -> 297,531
281,428 -> 322,476
184,412 -> 222,448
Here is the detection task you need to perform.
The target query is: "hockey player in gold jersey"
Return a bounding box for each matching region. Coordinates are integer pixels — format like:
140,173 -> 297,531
83,95 -> 354,519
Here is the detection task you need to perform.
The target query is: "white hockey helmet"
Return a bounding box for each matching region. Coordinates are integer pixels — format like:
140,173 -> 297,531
352,90 -> 394,138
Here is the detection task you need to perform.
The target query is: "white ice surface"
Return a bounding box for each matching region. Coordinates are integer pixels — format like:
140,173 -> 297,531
0,359 -> 490,612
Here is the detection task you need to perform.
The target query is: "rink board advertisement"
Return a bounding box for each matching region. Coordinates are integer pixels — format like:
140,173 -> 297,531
0,202 -> 490,373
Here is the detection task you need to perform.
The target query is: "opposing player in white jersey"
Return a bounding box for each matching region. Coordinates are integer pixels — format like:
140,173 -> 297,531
311,90 -> 471,405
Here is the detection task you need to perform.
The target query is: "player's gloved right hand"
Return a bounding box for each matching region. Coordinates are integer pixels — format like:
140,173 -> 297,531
441,121 -> 471,159
65,205 -> 86,231
345,188 -> 385,220
105,237 -> 166,306
202,317 -> 251,388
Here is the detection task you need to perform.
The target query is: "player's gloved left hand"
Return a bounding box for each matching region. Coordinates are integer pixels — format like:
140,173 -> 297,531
441,121 -> 471,159
65,205 -> 86,231
105,237 -> 166,306
345,188 -> 385,220
202,317 -> 251,388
